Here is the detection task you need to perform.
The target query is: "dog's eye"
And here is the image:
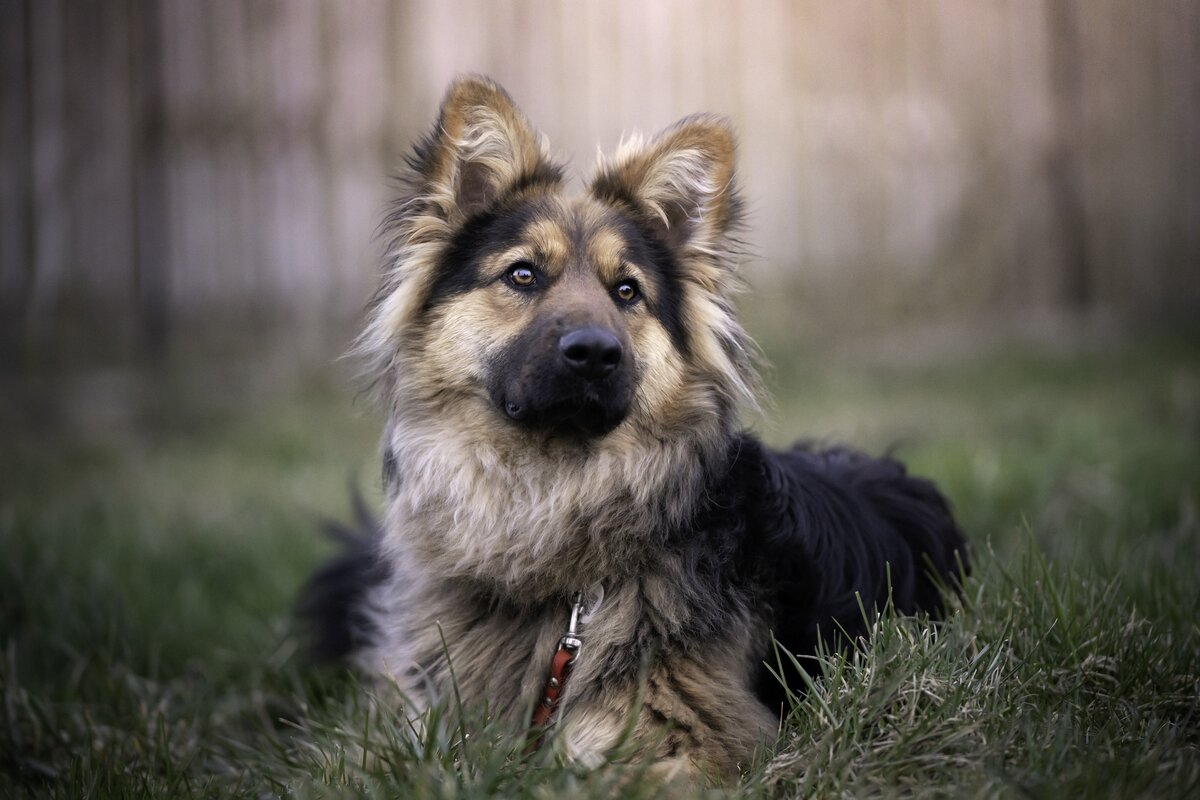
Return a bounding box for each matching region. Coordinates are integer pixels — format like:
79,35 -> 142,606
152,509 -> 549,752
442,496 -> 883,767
614,280 -> 639,304
506,262 -> 538,289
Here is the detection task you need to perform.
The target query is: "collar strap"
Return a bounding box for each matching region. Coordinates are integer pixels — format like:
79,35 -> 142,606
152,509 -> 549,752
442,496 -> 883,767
527,585 -> 603,749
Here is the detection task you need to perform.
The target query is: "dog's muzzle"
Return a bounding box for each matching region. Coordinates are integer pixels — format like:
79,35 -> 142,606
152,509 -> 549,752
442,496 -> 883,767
489,322 -> 635,438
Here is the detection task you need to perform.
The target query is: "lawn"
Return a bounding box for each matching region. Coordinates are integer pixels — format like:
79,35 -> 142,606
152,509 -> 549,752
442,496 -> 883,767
2,329 -> 1198,798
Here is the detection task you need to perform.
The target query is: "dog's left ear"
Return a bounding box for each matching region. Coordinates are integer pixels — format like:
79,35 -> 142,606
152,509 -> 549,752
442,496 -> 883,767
590,114 -> 740,256
591,117 -> 759,414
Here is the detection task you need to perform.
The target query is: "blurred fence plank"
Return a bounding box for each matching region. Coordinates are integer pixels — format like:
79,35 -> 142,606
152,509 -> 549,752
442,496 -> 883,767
0,0 -> 34,359
1,0 -> 1197,360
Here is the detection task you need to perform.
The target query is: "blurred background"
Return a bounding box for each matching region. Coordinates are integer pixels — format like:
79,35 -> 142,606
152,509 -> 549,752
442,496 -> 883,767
2,6 -> 1199,793
2,0 -> 1197,366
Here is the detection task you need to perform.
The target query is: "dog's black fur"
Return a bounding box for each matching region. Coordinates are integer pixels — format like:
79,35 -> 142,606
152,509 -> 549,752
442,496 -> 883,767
299,492 -> 389,662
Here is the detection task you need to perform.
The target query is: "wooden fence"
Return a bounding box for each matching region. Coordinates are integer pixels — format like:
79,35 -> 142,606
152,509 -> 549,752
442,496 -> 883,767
2,0 -> 1197,360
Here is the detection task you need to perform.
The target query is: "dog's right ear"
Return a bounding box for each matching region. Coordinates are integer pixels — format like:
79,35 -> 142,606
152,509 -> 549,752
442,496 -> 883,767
412,76 -> 561,224
360,78 -> 558,393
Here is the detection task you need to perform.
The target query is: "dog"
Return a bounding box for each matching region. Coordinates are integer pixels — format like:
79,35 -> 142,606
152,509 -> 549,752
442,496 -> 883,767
300,76 -> 967,781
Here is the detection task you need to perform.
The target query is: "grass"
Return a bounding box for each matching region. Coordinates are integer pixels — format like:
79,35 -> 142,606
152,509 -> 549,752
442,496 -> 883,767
1,329 -> 1198,798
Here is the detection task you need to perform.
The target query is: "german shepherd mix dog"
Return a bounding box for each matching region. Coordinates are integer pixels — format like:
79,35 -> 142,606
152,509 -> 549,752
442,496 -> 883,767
302,76 -> 967,781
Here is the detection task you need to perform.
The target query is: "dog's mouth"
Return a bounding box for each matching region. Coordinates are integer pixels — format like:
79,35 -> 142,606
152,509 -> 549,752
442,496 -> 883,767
500,389 -> 629,438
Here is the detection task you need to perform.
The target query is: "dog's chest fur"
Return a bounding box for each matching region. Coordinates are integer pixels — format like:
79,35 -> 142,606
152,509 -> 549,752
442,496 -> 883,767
363,439 -> 776,772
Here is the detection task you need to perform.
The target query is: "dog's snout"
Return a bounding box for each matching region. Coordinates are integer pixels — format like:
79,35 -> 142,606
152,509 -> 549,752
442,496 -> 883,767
559,327 -> 623,379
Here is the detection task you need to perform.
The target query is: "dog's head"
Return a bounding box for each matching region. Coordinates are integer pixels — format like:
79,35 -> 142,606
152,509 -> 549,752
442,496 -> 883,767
360,77 -> 757,447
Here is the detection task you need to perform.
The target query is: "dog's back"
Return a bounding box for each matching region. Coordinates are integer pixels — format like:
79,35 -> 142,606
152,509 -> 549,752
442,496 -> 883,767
738,440 -> 967,707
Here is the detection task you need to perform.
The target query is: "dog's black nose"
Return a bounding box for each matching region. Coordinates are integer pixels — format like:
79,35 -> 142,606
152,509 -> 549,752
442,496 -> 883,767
559,327 -> 622,379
